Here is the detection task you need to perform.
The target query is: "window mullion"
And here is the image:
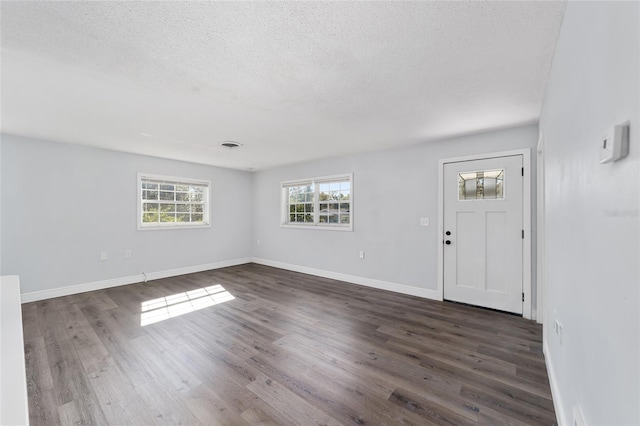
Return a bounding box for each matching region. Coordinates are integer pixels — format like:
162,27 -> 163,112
174,188 -> 178,223
313,182 -> 320,225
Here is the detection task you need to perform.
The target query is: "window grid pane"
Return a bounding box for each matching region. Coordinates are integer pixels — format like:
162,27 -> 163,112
140,177 -> 208,227
284,176 -> 351,227
287,184 -> 315,223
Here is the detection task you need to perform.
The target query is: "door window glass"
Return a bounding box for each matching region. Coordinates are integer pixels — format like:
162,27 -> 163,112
458,169 -> 504,200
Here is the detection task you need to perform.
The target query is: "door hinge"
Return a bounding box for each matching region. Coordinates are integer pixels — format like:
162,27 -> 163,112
521,167 -> 524,176
522,229 -> 524,239
522,292 -> 525,302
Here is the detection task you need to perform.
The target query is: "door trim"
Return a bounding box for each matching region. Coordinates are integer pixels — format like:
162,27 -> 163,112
437,149 -> 532,320
536,133 -> 545,324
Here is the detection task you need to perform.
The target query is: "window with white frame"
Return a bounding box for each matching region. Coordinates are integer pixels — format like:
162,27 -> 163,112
282,174 -> 352,230
138,173 -> 210,229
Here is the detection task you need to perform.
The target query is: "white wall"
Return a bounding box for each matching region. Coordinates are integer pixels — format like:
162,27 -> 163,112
252,124 -> 537,299
0,134 -> 253,295
539,2 -> 640,425
1,126 -> 537,303
0,276 -> 29,426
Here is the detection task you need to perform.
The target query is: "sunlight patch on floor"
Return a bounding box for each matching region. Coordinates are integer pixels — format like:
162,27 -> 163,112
141,284 -> 234,326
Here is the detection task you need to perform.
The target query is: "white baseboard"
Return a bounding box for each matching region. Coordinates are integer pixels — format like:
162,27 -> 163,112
251,257 -> 442,301
20,258 -> 252,303
21,275 -> 143,304
142,258 -> 251,282
20,257 -> 441,304
544,338 -> 567,426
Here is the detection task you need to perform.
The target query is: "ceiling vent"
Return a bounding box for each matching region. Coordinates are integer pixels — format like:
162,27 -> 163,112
220,141 -> 242,149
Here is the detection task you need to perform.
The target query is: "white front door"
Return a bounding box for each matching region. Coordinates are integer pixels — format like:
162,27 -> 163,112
443,155 -> 524,314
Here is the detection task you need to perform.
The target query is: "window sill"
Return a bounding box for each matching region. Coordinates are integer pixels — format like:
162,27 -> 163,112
280,223 -> 353,232
137,223 -> 212,231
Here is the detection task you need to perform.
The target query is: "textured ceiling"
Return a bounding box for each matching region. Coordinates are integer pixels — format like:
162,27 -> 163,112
1,1 -> 566,170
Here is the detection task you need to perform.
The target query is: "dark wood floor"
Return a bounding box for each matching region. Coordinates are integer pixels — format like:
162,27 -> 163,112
22,263 -> 556,425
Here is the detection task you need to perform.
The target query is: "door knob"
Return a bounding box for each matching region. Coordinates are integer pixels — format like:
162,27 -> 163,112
445,240 -> 451,245
445,231 -> 451,236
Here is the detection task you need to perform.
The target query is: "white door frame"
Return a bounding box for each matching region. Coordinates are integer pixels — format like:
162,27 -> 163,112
536,134 -> 545,324
437,148 -> 532,320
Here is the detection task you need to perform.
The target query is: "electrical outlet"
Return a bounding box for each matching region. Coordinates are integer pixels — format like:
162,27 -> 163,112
359,250 -> 365,259
100,252 -> 108,261
419,217 -> 430,227
125,250 -> 132,258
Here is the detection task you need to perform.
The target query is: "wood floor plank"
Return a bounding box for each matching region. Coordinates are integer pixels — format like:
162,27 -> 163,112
133,381 -> 202,425
460,383 -> 556,425
240,406 -> 282,426
183,383 -> 246,426
276,333 -> 398,400
246,375 -> 343,426
22,263 -> 556,425
127,334 -> 202,394
39,303 -> 110,425
300,362 -> 431,425
21,303 -> 42,340
24,337 -> 57,426
384,336 -> 517,378
388,386 -> 478,426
